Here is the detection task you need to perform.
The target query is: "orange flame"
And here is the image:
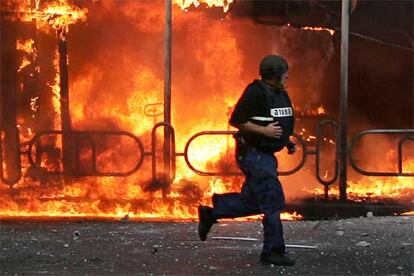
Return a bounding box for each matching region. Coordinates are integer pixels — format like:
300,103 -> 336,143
49,50 -> 62,130
16,39 -> 36,73
16,39 -> 35,53
305,157 -> 414,202
301,26 -> 335,36
10,0 -> 87,32
173,0 -> 234,12
400,211 -> 414,216
2,1 -> 411,222
296,105 -> 326,117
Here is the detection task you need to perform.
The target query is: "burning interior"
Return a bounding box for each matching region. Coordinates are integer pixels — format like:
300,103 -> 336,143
0,0 -> 413,220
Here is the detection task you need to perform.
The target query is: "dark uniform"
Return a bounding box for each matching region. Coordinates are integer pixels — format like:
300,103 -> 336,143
212,79 -> 295,257
197,55 -> 295,266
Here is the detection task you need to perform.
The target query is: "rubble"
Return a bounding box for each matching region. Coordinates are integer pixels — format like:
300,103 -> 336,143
0,216 -> 412,275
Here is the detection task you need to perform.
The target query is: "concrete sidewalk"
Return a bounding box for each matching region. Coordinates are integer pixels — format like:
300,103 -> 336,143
0,216 -> 413,275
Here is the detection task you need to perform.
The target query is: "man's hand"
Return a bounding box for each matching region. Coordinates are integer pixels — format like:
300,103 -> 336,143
287,141 -> 296,155
262,122 -> 283,138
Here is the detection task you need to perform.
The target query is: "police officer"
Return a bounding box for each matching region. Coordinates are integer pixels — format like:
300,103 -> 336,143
198,55 -> 296,266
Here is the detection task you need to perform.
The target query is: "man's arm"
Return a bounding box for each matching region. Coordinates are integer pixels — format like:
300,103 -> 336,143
233,121 -> 283,139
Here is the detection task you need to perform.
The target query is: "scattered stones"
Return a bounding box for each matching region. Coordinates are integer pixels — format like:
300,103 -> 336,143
152,244 -> 162,254
335,231 -> 345,236
361,233 -> 369,237
73,231 -> 80,240
400,242 -> 412,249
356,241 -> 371,247
366,212 -> 374,217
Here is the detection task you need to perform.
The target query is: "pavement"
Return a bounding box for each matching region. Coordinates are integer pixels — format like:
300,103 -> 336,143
0,216 -> 413,275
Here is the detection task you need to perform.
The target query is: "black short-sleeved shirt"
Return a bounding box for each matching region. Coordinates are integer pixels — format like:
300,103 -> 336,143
230,79 -> 295,153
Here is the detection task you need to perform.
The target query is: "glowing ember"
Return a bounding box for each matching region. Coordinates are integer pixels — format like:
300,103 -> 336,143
281,211 -> 303,221
16,39 -> 36,73
301,26 -> 335,36
16,39 -> 35,53
296,105 -> 326,117
317,105 -> 325,114
400,211 -> 414,216
30,96 -> 40,114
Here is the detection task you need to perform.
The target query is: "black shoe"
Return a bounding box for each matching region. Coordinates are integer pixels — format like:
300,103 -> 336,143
260,252 -> 295,266
198,205 -> 216,241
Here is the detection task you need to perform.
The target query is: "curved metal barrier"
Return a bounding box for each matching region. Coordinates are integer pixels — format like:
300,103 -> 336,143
7,121 -> 412,193
182,131 -> 307,176
183,131 -> 238,176
349,129 -> 414,176
280,133 -> 308,176
151,122 -> 176,183
27,130 -> 145,176
315,119 -> 339,185
398,136 -> 414,174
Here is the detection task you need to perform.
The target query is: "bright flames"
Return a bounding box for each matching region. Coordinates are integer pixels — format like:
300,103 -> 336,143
11,0 -> 87,32
1,0 -> 412,222
174,0 -> 234,12
305,156 -> 414,202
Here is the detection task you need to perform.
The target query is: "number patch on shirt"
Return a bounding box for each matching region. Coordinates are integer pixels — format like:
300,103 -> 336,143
270,107 -> 293,117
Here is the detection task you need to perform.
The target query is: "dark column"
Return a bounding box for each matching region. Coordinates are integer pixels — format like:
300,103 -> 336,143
163,0 -> 172,188
57,28 -> 74,175
338,0 -> 350,201
0,15 -> 21,185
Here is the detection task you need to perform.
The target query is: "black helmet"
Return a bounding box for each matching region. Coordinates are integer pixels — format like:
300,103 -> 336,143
259,55 -> 289,78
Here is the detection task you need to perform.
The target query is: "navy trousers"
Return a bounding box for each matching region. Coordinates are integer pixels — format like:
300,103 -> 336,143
211,149 -> 286,255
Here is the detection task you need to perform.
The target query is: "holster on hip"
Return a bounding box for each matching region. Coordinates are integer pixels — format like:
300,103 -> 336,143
234,132 -> 248,157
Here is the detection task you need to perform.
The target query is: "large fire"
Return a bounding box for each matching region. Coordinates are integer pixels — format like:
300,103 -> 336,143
0,0 -> 412,221
306,156 -> 414,202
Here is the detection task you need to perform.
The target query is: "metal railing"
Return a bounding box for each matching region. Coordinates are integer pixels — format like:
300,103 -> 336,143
3,121 -> 413,195
151,122 -> 176,183
26,130 -> 145,176
349,129 -> 414,176
315,119 -> 339,185
182,130 -> 308,176
0,121 -> 338,184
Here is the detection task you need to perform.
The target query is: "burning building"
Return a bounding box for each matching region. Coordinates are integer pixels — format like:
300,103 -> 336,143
0,0 -> 413,220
